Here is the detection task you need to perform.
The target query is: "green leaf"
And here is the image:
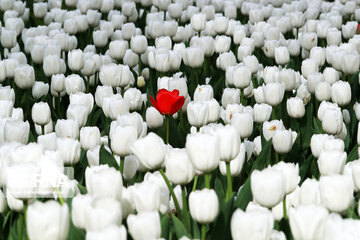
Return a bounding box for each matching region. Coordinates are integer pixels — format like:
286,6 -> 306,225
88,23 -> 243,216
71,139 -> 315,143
172,215 -> 190,239
300,103 -> 313,149
347,144 -> 359,163
299,155 -> 314,183
313,117 -> 323,134
234,177 -> 252,210
210,195 -> 234,240
251,138 -> 272,172
191,217 -> 201,239
160,214 -> 171,239
99,145 -> 119,169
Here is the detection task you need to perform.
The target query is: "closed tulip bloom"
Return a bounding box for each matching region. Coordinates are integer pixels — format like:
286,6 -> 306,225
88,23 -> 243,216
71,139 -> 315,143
289,204 -> 328,240
317,150 -> 346,176
274,46 -> 290,65
127,211 -> 161,240
1,29 -> 16,49
216,125 -> 240,162
214,35 -> 231,53
315,81 -> 331,102
86,165 -> 123,200
109,40 -> 128,60
131,181 -> 160,212
131,133 -> 165,170
26,200 -> 69,240
277,68 -> 297,91
341,53 -> 359,75
216,51 -> 237,71
310,47 -> 325,67
57,137 -> 81,165
206,98 -> 221,123
191,13 -> 206,32
299,178 -> 322,205
273,162 -> 300,194
193,85 -> 213,102
55,119 -> 79,139
4,120 -> 29,144
320,175 -> 354,213
110,124 -> 137,157
301,32 -> 317,51
233,65 -> 251,89
130,35 -> 147,55
66,104 -> 89,127
231,208 -> 274,240
146,107 -> 163,129
301,58 -> 318,79
251,167 -> 286,208
272,130 -> 293,154
331,81 -> 351,107
185,132 -> 220,173
187,101 -> 209,127
307,72 -> 324,94
287,97 -> 305,119
80,127 -> 100,151
0,100 -> 13,118
65,74 -> 85,95
68,49 -> 84,72
100,63 -> 126,88
31,102 -> 51,125
254,103 -> 272,123
31,81 -> 49,100
123,49 -> 138,68
287,39 -> 300,57
102,95 -> 129,120
231,112 -> 253,139
14,64 -> 35,89
189,189 -> 219,224
323,67 -> 338,85
310,134 -> 334,158
165,148 -> 195,185
221,88 -> 240,108
219,143 -> 246,177
213,16 -> 228,34
123,88 -> 142,111
263,82 -> 285,106
183,47 -> 204,68
86,225 -> 127,240
43,55 -> 62,77
322,108 -> 343,135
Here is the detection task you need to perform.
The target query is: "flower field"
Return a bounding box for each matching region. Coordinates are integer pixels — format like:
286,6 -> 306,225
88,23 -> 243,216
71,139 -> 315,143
0,0 -> 360,239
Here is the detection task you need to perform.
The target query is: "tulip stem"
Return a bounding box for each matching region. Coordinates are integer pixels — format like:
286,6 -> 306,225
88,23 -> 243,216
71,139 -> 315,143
138,56 -> 142,76
192,175 -> 198,192
159,169 -> 182,220
181,185 -> 191,232
283,198 -> 287,219
166,116 -> 170,144
119,156 -> 124,174
225,162 -> 233,201
204,173 -> 211,189
56,188 -> 64,206
201,224 -> 207,240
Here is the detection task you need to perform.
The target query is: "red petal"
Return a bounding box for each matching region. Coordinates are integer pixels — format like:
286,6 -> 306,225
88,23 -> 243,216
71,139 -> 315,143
169,96 -> 185,115
172,89 -> 180,96
150,94 -> 162,113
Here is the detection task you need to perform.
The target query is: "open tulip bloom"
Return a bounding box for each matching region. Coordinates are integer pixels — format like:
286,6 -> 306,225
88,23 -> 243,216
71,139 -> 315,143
5,0 -> 360,240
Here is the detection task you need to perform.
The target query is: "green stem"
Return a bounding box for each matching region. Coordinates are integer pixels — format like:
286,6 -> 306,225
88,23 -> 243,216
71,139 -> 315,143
56,188 -> 64,205
201,224 -> 207,240
181,185 -> 190,232
119,156 -> 124,174
166,115 -> 169,144
283,198 -> 287,219
138,55 -> 142,77
24,203 -> 28,240
204,173 -> 211,189
86,76 -> 89,93
225,162 -> 233,201
192,175 -> 198,192
159,169 -> 182,219
19,211 -> 24,240
275,152 -> 280,164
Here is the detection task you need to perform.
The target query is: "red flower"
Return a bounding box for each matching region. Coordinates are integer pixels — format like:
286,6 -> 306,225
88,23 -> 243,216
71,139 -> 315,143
150,89 -> 185,116
357,24 -> 360,35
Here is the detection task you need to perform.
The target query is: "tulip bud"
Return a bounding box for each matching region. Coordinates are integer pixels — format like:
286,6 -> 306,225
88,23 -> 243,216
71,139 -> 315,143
55,119 -> 79,139
14,64 -> 35,89
65,74 -> 85,95
1,29 -> 16,49
86,165 -> 123,200
231,112 -> 254,139
289,204 -> 328,240
189,189 -> 219,224
320,175 -> 354,213
263,82 -> 285,106
251,167 -> 286,208
68,49 -> 84,72
146,107 -> 163,129
231,208 -> 274,240
31,102 -> 51,126
80,127 -> 101,151
301,58 -> 318,79
27,201 -> 69,240
287,97 -> 305,119
219,142 -> 246,177
322,108 -> 343,135
0,100 -> 13,118
131,133 -> 165,170
191,13 -> 206,32
183,47 -> 204,68
233,65 -> 251,89
318,150 -> 346,176
221,88 -> 240,108
273,162 -> 300,194
4,120 -> 29,144
127,211 -> 161,240
331,81 -> 351,107
274,46 -> 290,65
123,88 -> 142,111
287,39 -> 300,57
253,103 -> 272,123
315,81 -> 331,102
57,138 -> 81,165
165,148 -> 195,185
186,132 -> 220,173
272,130 -> 293,154
301,32 -> 317,51
110,124 -> 137,157
187,101 -> 209,127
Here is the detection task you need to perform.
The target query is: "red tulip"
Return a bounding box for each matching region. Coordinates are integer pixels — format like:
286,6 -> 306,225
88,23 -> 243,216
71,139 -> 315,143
150,89 -> 185,116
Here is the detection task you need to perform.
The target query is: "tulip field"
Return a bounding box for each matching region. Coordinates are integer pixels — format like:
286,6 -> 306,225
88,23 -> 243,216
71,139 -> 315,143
2,0 -> 360,239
